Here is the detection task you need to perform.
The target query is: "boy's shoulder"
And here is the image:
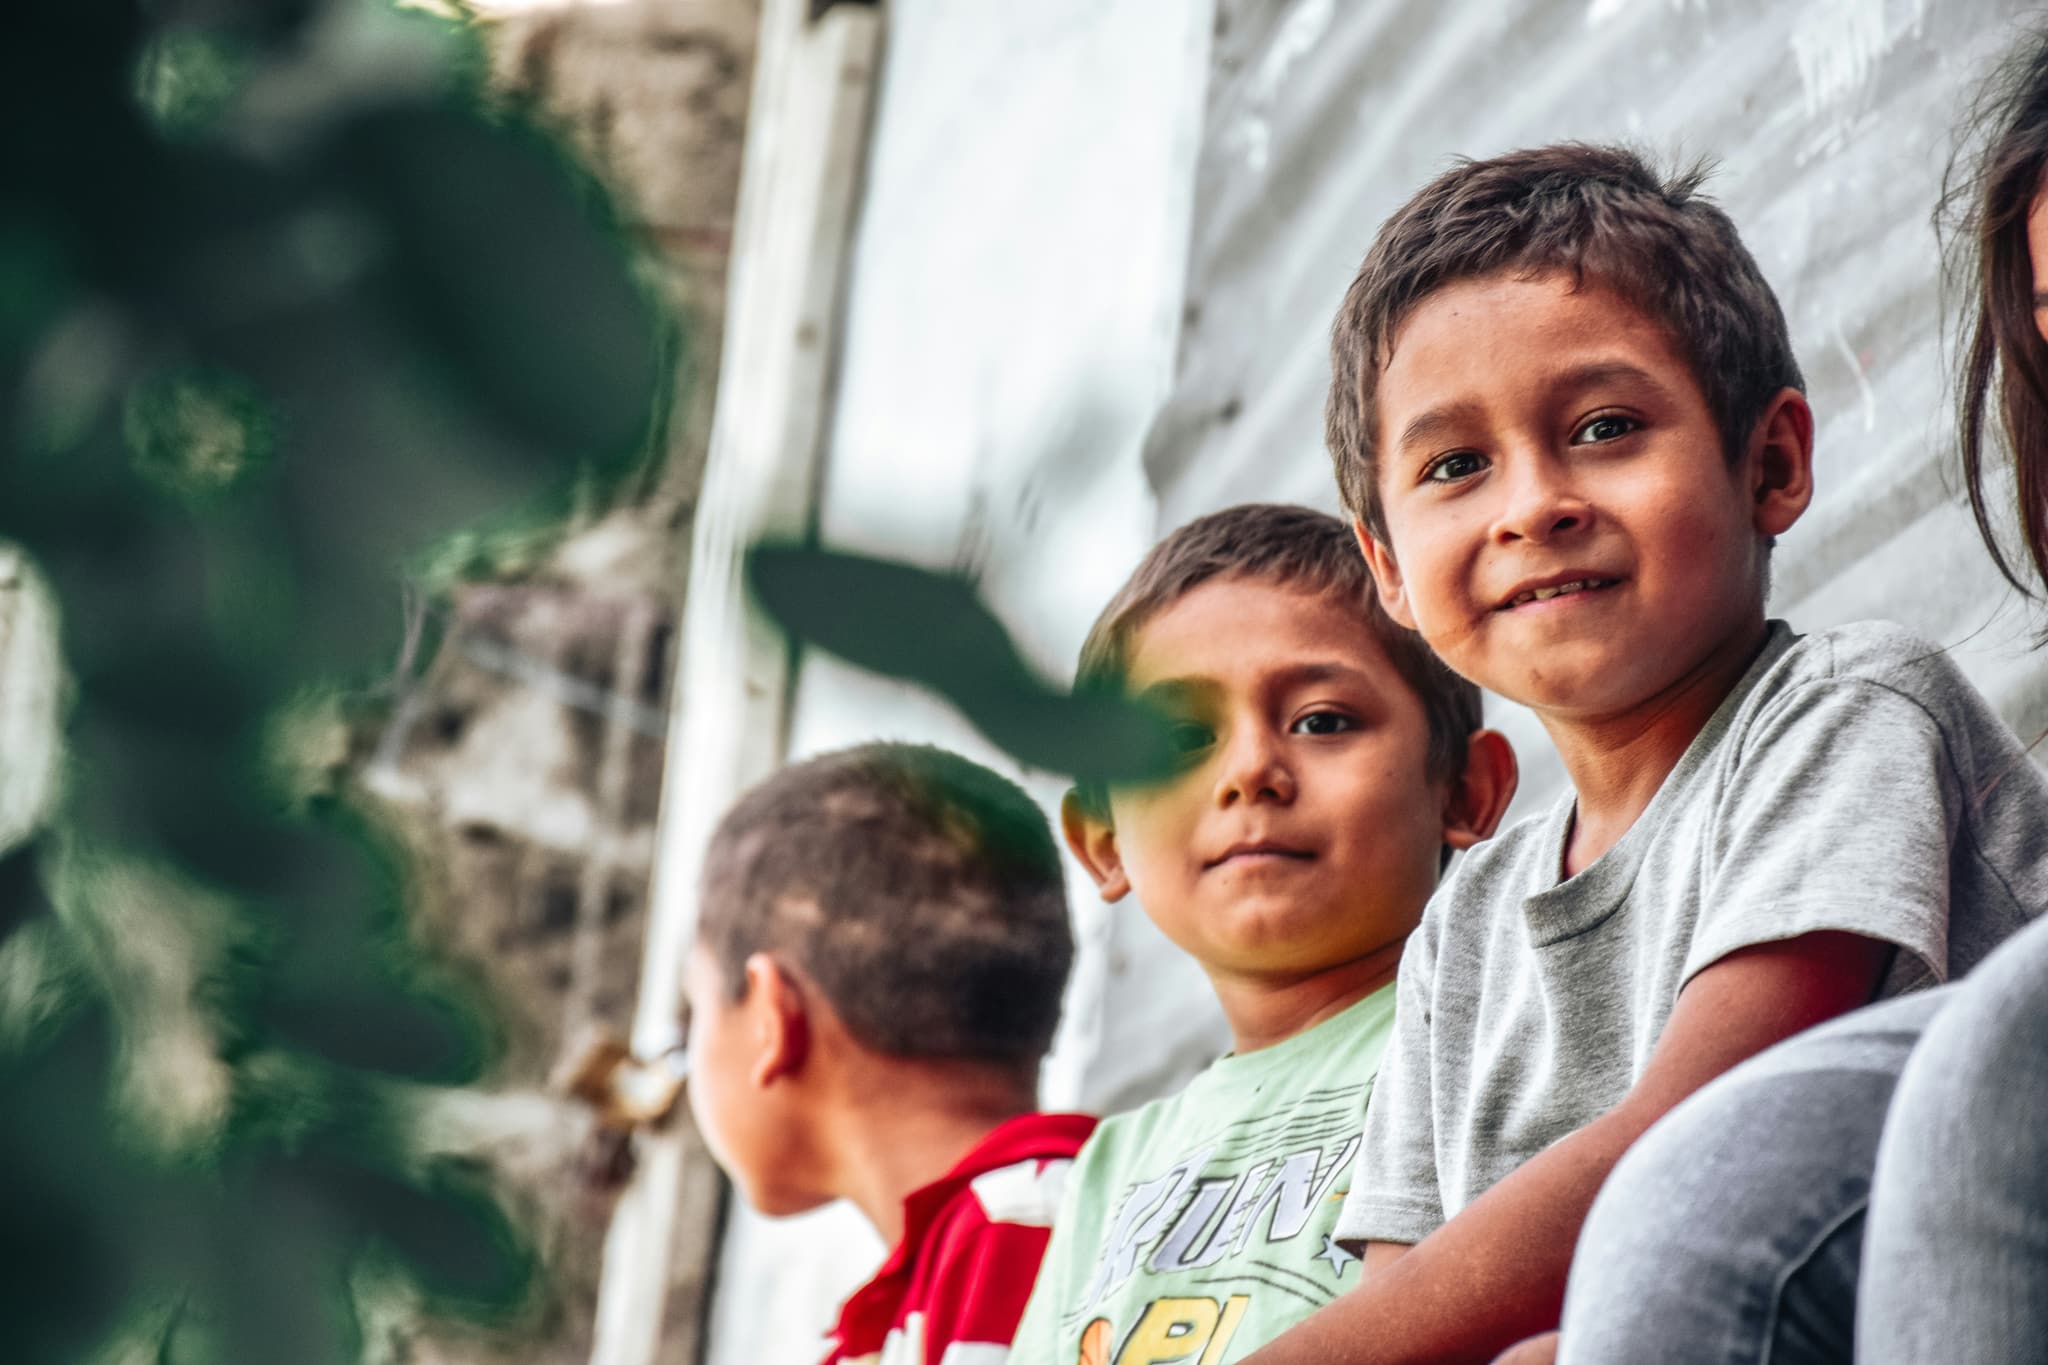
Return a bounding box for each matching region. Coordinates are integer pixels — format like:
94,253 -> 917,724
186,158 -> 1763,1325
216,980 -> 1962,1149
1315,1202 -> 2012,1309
1721,618 -> 2021,772
893,1111 -> 1098,1260
1738,616 -> 2048,735
947,1111 -> 1100,1225
828,1112 -> 1095,1363
1761,618 -> 1969,699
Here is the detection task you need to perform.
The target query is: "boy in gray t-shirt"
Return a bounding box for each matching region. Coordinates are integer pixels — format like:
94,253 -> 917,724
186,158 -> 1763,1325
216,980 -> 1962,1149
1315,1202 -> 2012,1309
1340,620 -> 2048,1249
1240,145 -> 2048,1365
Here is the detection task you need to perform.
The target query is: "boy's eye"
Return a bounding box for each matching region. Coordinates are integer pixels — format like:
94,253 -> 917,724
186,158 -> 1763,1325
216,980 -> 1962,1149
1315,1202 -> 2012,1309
1290,711 -> 1356,737
1167,721 -> 1215,755
1570,413 -> 1638,445
1421,450 -> 1486,483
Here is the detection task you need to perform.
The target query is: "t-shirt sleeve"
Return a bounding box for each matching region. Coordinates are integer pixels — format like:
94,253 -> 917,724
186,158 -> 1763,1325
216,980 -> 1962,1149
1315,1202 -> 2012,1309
1688,676 -> 1964,988
1333,915 -> 1444,1253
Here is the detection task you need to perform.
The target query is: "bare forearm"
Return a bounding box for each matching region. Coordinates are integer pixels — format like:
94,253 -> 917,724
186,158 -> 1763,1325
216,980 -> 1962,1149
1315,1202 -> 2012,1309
1240,1112 -> 1645,1365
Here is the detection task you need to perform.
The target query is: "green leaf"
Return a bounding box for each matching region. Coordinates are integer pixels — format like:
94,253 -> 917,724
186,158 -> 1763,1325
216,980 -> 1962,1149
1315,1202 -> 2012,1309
324,104 -> 663,462
747,543 -> 1181,786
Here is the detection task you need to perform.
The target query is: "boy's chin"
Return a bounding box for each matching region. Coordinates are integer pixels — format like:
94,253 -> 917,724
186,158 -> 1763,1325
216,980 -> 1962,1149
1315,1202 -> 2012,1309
1196,910 -> 1406,977
750,1182 -> 835,1221
1479,654 -> 1667,718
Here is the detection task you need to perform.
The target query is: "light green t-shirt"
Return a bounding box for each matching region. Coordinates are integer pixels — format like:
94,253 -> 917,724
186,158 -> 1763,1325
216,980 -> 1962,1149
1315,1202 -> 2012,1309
1010,984 -> 1396,1365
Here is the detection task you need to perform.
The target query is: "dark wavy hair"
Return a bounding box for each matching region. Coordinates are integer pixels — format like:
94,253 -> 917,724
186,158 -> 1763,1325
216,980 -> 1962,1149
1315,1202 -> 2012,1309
697,743 -> 1071,1068
1328,144 -> 1803,540
1948,30 -> 2048,596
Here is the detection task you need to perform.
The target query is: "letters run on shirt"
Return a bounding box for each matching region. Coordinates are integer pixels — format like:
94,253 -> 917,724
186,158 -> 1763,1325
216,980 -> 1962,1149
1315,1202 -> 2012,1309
1060,1088 -> 1367,1365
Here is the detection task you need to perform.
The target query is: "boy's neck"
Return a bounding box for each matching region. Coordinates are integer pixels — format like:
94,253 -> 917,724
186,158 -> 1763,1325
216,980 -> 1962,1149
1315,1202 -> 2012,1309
825,1059 -> 1039,1249
1544,616 -> 1771,878
1209,935 -> 1404,1056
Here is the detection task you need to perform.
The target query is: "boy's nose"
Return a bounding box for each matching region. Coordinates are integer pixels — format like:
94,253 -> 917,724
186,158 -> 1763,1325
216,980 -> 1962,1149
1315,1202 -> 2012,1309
1214,730 -> 1296,806
1492,455 -> 1592,544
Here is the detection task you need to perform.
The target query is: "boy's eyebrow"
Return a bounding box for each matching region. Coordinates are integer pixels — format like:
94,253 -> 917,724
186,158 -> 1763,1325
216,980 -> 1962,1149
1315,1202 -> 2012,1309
1271,661 -> 1380,690
1391,360 -> 1670,454
1394,402 -> 1485,455
2035,290 -> 2048,307
1133,676 -> 1210,708
1551,359 -> 1668,396
1136,661 -> 1380,699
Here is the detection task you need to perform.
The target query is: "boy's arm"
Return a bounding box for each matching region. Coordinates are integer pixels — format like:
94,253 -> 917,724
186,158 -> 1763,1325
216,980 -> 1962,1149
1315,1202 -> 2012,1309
1359,1242 -> 1408,1275
1241,929 -> 1892,1365
1336,900 -> 1446,1251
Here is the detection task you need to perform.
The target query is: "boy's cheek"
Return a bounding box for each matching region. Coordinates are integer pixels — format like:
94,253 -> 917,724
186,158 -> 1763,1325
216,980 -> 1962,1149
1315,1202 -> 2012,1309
1105,803 -> 1190,882
683,1068 -> 732,1175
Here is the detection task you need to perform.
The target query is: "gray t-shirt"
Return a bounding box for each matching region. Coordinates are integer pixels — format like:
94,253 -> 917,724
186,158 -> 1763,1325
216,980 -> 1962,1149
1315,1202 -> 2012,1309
1334,619 -> 2048,1250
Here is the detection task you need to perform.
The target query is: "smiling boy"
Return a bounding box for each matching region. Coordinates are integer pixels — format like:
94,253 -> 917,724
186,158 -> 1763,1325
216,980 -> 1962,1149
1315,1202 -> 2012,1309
1241,145 -> 2048,1365
1007,503 -> 1515,1365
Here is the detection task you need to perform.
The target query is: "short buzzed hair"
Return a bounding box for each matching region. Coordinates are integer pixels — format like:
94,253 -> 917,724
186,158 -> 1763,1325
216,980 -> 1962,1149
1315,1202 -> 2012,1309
1329,143 -> 1804,538
697,743 -> 1071,1067
1072,503 -> 1480,815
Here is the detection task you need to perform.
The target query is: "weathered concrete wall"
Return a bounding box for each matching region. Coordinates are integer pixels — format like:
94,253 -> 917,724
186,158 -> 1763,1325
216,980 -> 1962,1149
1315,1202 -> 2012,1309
491,0 -> 758,521
343,4 -> 763,1361
355,526 -> 692,1365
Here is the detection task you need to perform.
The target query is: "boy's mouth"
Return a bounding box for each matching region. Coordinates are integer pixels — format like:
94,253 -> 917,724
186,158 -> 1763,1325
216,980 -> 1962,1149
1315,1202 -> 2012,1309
1205,841 -> 1315,870
1498,575 -> 1622,610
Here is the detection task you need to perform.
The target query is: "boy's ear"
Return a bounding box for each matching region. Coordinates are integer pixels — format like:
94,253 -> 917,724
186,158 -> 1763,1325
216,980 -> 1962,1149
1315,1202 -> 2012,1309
1748,387 -> 1815,538
1441,728 -> 1518,850
741,952 -> 811,1088
1353,519 -> 1418,629
1060,790 -> 1131,903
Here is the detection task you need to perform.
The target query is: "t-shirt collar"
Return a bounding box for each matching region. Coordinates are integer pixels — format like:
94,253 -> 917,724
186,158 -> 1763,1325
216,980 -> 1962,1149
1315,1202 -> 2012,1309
829,1111 -> 1095,1345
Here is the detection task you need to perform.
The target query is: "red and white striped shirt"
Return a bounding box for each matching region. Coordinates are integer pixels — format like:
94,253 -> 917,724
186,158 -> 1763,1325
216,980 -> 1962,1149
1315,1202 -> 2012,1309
824,1111 -> 1096,1365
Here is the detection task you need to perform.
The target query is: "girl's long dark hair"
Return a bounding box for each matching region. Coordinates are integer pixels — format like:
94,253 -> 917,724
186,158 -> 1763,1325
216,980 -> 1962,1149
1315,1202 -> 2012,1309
1949,31 -> 2048,596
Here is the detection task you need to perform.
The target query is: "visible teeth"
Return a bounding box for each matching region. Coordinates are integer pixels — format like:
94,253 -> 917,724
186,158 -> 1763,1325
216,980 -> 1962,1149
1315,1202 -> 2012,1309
1510,579 -> 1607,607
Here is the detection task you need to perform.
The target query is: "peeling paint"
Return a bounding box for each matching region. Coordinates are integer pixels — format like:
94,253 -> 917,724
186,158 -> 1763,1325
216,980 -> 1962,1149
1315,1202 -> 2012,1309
1790,0 -> 1893,117
1587,0 -> 1705,26
1224,0 -> 1335,175
1796,108 -> 1882,168
1833,319 -> 1879,433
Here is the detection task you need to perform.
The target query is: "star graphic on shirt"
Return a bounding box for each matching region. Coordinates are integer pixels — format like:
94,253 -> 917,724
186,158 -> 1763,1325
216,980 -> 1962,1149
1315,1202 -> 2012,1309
1315,1233 -> 1358,1277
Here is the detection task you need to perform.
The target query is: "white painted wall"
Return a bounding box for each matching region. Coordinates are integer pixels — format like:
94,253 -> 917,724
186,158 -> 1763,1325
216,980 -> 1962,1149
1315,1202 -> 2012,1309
702,4 -> 1215,1361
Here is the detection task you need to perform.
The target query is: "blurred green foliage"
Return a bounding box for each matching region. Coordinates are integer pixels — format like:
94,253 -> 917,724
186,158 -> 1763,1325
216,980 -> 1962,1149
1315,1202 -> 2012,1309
747,544 -> 1182,787
0,0 -> 667,1359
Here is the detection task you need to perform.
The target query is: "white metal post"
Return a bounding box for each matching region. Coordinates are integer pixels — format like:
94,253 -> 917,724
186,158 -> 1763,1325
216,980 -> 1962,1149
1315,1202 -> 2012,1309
587,2 -> 881,1362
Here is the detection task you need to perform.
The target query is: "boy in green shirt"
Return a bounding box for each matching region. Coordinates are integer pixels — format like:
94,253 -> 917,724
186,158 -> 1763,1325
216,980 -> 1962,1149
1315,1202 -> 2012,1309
1009,503 -> 1515,1364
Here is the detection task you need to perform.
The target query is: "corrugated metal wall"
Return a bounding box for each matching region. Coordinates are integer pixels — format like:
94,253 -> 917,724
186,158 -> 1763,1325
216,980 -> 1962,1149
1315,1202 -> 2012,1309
1155,0 -> 2048,819
707,1 -> 2048,1359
